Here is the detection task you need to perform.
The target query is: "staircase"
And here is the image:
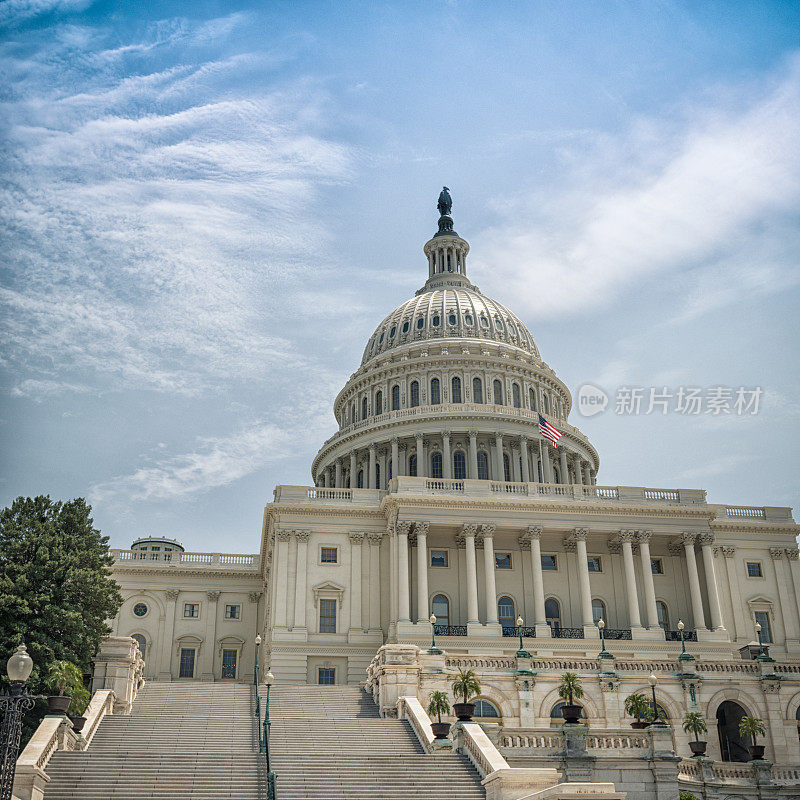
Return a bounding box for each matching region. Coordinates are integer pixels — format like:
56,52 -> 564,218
265,684 -> 485,799
43,682 -> 261,799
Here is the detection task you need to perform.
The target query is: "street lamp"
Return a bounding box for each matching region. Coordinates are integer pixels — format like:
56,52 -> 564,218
676,620 -> 693,662
515,616 -> 531,659
648,673 -> 659,726
263,670 -> 276,800
253,635 -> 262,734
254,635 -> 262,685
428,614 -> 442,655
754,621 -> 774,662
597,619 -> 612,660
1,643 -> 36,800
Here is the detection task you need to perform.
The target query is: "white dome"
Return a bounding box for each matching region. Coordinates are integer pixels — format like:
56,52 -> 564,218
361,286 -> 540,366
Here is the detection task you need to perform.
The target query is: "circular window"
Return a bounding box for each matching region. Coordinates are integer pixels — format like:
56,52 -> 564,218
390,325 -> 396,338
416,317 -> 425,329
432,314 -> 440,327
448,312 -> 457,325
464,313 -> 473,326
133,602 -> 148,617
402,321 -> 410,334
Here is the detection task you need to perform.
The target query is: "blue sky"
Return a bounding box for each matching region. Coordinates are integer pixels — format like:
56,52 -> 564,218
1,0 -> 798,553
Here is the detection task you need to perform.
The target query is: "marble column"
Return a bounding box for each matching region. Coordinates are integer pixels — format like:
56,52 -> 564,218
511,443 -> 521,482
637,531 -> 659,630
493,432 -> 504,480
202,590 -> 220,680
573,528 -> 595,628
542,445 -> 553,483
463,524 -> 480,623
389,525 -> 397,630
525,526 -> 547,631
160,589 -> 179,680
619,531 -> 642,629
573,455 -> 583,485
699,534 -> 725,631
415,522 -> 429,622
482,525 -> 498,624
771,548 -> 798,643
721,546 -> 748,640
468,430 -> 479,478
397,522 -> 411,622
520,437 -> 531,482
368,445 -> 376,489
349,451 -> 357,489
442,431 -> 452,479
682,534 -> 707,631
368,534 -> 382,630
349,533 -> 363,631
583,463 -> 592,485
416,434 -> 425,477
293,530 -> 309,629
274,531 -> 291,628
378,448 -> 387,489
335,459 -> 342,488
559,450 -> 569,485
391,437 -> 399,481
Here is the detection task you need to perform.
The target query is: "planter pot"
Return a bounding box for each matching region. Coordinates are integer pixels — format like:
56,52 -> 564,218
69,715 -> 87,734
453,702 -> 475,721
431,722 -> 451,740
47,696 -> 71,715
630,721 -> 649,730
561,704 -> 583,724
689,740 -> 707,757
749,745 -> 765,761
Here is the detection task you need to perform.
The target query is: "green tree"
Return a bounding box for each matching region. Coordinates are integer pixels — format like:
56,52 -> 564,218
0,496 -> 122,690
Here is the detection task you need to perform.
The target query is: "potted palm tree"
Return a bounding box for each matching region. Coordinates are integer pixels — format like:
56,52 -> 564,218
46,660 -> 83,715
558,672 -> 584,724
69,684 -> 92,733
625,693 -> 651,729
427,690 -> 452,739
739,716 -> 767,761
451,668 -> 481,721
682,712 -> 708,756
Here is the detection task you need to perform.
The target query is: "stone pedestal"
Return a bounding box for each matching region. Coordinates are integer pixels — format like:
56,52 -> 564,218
91,636 -> 143,713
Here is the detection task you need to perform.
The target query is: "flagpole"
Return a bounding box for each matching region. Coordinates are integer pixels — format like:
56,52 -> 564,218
537,434 -> 543,483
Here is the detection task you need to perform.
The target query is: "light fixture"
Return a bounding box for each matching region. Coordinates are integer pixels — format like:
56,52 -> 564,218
265,671 -> 275,686
6,643 -> 33,684
255,635 -> 262,646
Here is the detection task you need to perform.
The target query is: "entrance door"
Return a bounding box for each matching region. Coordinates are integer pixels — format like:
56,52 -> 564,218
717,701 -> 750,762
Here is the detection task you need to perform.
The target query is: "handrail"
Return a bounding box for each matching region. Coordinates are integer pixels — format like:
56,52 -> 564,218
81,689 -> 114,747
397,696 -> 435,750
460,723 -> 509,779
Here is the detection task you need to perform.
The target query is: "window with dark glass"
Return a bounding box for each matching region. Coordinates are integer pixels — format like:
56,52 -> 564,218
451,376 -> 462,403
221,649 -> 237,679
409,454 -> 417,476
545,598 -> 561,630
543,394 -> 550,414
430,451 -> 443,479
512,383 -> 521,408
362,396 -> 368,419
448,312 -> 457,325
375,390 -> 383,416
431,550 -> 448,568
225,604 -> 240,619
432,594 -> 449,626
133,602 -> 148,617
319,599 -> 336,633
430,378 -> 441,405
388,459 -> 393,480
179,648 -> 195,678
402,320 -> 410,333
132,634 -> 146,660
318,667 -> 335,685
477,451 -> 489,480
651,559 -> 664,574
416,316 -> 425,329
493,379 -> 503,405
495,553 -> 512,569
321,547 -> 338,564
656,601 -> 669,630
747,562 -> 762,578
529,387 -> 537,411
755,611 -> 772,643
432,314 -> 440,326
184,603 -> 199,618
495,316 -> 503,330
541,554 -> 558,570
464,313 -> 473,326
357,470 -> 364,488
480,315 -> 489,328
410,381 -> 420,407
474,699 -> 500,718
587,556 -> 602,572
498,596 -> 514,624
503,453 -> 511,481
453,450 -> 466,479
375,463 -> 380,488
592,598 -> 605,623
391,384 -> 400,410
473,377 -> 483,403
390,325 -> 396,338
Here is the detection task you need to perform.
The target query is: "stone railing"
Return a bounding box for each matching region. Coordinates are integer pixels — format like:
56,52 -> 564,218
273,485 -> 385,506
112,549 -> 259,570
500,728 -> 651,754
460,722 -> 508,778
676,757 -> 800,790
445,656 -> 518,670
709,504 -> 795,523
397,696 -> 435,750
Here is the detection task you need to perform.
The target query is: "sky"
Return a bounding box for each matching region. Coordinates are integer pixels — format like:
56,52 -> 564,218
1,0 -> 798,553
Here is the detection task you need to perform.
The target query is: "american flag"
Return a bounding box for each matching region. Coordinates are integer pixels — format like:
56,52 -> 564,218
538,414 -> 562,447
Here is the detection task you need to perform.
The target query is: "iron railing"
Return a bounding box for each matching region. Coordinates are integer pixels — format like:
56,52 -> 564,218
501,626 -> 537,638
665,630 -> 698,642
551,627 -> 585,639
603,629 -> 632,640
433,625 -> 468,636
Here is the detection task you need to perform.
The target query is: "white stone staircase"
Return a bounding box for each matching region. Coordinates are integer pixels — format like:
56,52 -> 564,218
265,684 -> 485,799
43,681 -> 261,799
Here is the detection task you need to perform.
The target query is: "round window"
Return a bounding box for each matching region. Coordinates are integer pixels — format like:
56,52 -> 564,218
402,321 -> 410,333
448,312 -> 457,325
416,317 -> 425,329
464,313 -> 473,326
390,325 -> 396,338
133,602 -> 148,617
432,314 -> 440,327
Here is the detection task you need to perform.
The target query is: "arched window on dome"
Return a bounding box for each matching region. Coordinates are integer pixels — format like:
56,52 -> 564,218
430,378 -> 441,405
362,396 -> 368,420
357,470 -> 364,488
529,387 -> 537,411
375,390 -> 383,416
391,384 -> 400,411
430,451 -> 443,479
592,598 -> 606,623
410,381 -> 420,408
409,454 -> 417,477
375,463 -> 380,489
473,378 -> 483,404
351,402 -> 356,423
493,379 -> 503,405
545,598 -> 561,631
477,451 -> 489,480
543,394 -> 550,415
503,453 -> 511,482
512,383 -> 521,409
451,376 -> 462,403
453,450 -> 466,479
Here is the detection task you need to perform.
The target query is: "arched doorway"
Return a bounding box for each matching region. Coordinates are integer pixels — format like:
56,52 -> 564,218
717,701 -> 750,762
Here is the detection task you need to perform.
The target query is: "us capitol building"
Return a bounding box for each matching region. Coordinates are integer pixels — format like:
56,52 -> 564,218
105,191 -> 800,793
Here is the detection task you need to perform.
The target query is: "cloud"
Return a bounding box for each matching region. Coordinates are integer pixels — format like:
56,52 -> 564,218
10,378 -> 92,400
0,0 -> 90,26
677,453 -> 749,482
473,54 -> 800,319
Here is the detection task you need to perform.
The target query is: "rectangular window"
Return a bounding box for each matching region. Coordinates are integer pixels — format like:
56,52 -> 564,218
541,554 -> 558,571
319,599 -> 336,633
225,604 -> 240,619
430,550 -> 448,567
755,611 -> 772,643
495,553 -> 512,569
651,558 -> 664,574
318,667 -> 335,685
746,562 -> 763,578
221,649 -> 237,679
321,547 -> 338,564
179,648 -> 195,678
587,556 -> 602,573
183,603 -> 199,618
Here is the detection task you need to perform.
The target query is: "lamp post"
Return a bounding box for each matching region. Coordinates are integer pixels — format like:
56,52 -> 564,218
597,619 -> 612,659
428,615 -> 442,655
1,643 -> 35,800
648,673 -> 659,726
676,620 -> 693,662
754,621 -> 774,662
515,616 -> 531,659
253,635 -> 262,742
263,670 -> 276,800
254,635 -> 262,686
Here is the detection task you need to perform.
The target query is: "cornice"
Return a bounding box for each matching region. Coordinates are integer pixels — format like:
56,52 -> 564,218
111,566 -> 262,579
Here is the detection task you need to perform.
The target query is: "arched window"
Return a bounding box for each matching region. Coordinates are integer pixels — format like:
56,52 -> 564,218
388,460 -> 393,481
451,376 -> 462,403
410,381 -> 420,407
473,378 -> 483,404
375,390 -> 383,416
503,453 -> 511,482
543,394 -> 550,414
409,454 -> 417,477
430,378 -> 441,405
362,396 -> 368,419
717,702 -> 750,762
132,634 -> 146,660
529,387 -> 537,411
512,383 -> 521,408
351,402 -> 356,423
474,699 -> 500,719
431,451 -> 443,479
551,701 -> 585,721
391,384 -> 400,410
592,599 -> 606,623
498,596 -> 515,627
453,450 -> 466,479
552,465 -> 560,484
545,598 -> 561,631
357,470 -> 364,488
795,705 -> 800,742
656,601 -> 669,631
493,379 -> 503,405
432,594 -> 449,627
477,451 -> 489,480
375,463 -> 380,489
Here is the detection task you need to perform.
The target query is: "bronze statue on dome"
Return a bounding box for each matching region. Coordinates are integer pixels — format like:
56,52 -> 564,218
437,186 -> 452,217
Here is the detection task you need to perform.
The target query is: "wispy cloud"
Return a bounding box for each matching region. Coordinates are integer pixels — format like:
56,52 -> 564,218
0,0 -> 90,26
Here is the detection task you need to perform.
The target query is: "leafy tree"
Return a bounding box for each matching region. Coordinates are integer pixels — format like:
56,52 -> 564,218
557,672 -> 585,705
427,690 -> 451,723
451,668 -> 481,704
682,712 -> 708,742
624,692 -> 651,724
738,716 -> 766,747
0,496 -> 122,693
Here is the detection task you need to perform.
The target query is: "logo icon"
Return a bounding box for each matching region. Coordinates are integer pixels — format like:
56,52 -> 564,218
576,383 -> 608,417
